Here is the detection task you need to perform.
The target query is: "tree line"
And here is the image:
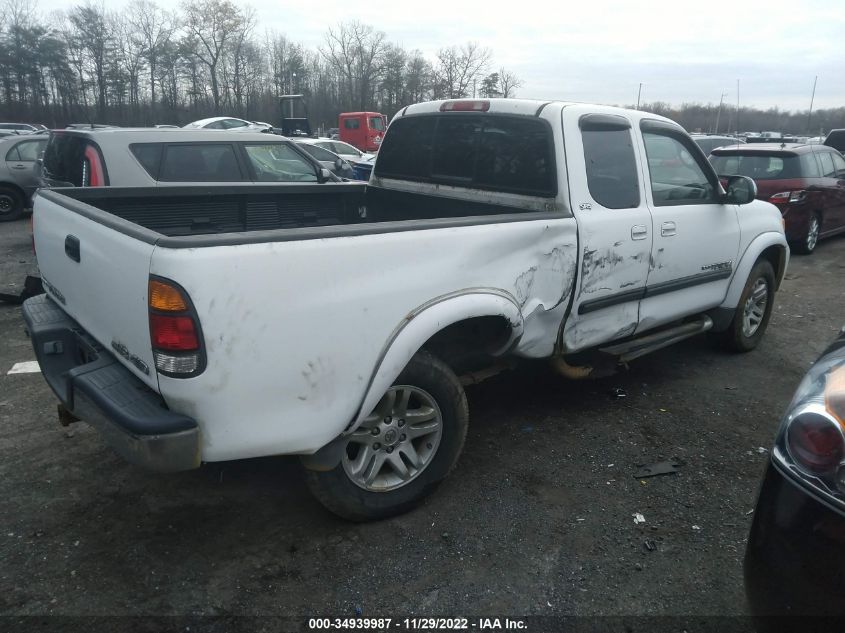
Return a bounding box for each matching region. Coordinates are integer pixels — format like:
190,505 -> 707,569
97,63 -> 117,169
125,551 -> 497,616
639,101 -> 845,137
0,0 -> 522,130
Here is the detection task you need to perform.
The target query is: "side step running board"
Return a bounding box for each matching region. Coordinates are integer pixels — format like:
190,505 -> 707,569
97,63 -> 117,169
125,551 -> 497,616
599,316 -> 713,363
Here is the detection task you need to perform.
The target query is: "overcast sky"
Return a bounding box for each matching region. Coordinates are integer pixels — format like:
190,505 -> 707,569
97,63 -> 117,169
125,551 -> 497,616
37,0 -> 841,112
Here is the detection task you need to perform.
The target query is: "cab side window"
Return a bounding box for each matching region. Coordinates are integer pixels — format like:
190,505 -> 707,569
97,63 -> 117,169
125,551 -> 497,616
642,131 -> 717,205
579,116 -> 640,209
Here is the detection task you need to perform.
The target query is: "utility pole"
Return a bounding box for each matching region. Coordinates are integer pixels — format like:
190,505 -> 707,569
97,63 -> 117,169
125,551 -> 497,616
636,82 -> 643,110
714,92 -> 727,134
736,79 -> 740,134
807,75 -> 818,134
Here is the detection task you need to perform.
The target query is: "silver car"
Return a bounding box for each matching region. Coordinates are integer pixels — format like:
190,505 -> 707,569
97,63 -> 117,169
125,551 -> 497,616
39,128 -> 340,188
0,133 -> 48,222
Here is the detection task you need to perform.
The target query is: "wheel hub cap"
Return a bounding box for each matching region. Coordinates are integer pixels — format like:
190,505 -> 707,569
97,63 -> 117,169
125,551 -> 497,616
742,277 -> 768,338
807,218 -> 819,251
342,385 -> 443,492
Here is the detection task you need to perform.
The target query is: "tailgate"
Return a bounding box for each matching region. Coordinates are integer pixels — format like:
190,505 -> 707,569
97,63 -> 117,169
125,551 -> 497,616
33,191 -> 159,389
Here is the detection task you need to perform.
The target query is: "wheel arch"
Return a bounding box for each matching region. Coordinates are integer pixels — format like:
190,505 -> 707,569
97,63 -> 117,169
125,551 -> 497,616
721,233 -> 789,309
0,181 -> 26,201
348,289 -> 523,433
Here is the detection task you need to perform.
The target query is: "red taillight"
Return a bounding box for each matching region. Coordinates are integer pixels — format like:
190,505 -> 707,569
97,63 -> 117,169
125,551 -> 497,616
786,412 -> 845,474
83,145 -> 104,186
148,278 -> 204,376
768,190 -> 806,204
150,314 -> 199,351
439,100 -> 490,112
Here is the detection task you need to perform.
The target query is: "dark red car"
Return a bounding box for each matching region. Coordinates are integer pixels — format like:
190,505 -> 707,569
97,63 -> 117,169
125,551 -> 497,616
710,143 -> 845,254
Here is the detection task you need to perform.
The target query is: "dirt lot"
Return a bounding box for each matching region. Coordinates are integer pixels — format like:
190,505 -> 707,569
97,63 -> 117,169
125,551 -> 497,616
1,214 -> 844,625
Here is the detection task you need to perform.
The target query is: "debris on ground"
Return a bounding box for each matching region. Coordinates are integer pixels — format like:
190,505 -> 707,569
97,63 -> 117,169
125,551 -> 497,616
756,446 -> 768,454
632,460 -> 681,478
692,525 -> 702,531
644,540 -> 657,552
633,513 -> 646,524
610,388 -> 627,399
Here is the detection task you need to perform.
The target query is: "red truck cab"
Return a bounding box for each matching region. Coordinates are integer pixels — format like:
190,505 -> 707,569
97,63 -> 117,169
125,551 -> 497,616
338,112 -> 387,152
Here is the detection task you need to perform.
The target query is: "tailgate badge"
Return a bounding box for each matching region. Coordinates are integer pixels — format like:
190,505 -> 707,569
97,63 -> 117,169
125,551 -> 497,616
111,340 -> 150,375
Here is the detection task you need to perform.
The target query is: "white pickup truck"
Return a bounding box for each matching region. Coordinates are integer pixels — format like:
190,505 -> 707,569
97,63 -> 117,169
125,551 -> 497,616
24,99 -> 788,520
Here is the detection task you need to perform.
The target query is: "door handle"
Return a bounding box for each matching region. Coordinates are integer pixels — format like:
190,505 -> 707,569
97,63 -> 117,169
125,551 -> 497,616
65,235 -> 80,262
661,221 -> 677,237
11,164 -> 28,170
631,225 -> 648,240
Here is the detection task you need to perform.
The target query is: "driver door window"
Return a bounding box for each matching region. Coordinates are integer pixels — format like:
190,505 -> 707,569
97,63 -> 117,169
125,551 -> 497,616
643,133 -> 717,205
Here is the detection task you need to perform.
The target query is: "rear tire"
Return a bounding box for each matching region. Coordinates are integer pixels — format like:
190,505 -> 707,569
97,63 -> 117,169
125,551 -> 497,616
304,350 -> 469,521
722,259 -> 775,353
792,213 -> 820,255
0,187 -> 24,222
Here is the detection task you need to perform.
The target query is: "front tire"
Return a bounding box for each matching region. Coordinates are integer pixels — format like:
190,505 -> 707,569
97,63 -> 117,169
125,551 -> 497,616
722,259 -> 775,353
305,350 -> 469,521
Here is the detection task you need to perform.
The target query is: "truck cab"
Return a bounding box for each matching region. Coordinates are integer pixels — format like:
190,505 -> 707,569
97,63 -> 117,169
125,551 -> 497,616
339,112 -> 387,152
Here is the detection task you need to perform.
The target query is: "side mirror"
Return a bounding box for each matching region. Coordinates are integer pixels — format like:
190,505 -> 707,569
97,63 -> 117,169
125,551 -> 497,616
725,175 -> 757,205
334,158 -> 343,171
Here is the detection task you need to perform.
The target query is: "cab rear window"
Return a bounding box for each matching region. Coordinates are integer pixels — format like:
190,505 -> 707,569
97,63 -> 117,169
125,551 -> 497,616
375,114 -> 556,197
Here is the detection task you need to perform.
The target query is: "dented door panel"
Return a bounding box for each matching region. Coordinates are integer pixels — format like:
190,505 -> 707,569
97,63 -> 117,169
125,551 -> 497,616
560,105 -> 654,353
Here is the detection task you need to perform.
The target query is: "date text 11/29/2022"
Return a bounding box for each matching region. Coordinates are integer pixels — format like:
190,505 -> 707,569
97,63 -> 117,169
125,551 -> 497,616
307,618 -> 528,630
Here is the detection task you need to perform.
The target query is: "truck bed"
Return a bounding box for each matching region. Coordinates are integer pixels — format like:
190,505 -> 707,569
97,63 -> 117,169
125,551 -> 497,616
42,184 -> 547,243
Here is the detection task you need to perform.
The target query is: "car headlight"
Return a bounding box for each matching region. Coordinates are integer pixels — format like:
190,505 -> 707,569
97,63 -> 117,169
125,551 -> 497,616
773,339 -> 845,504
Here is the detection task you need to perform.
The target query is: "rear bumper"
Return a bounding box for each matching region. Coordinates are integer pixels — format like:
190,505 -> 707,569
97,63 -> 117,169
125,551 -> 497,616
22,294 -> 201,472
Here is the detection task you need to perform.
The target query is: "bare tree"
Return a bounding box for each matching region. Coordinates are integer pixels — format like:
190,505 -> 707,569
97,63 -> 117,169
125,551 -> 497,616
321,21 -> 387,110
182,0 -> 243,111
435,42 -> 490,99
68,2 -> 113,119
498,68 -> 522,98
127,0 -> 176,115
227,5 -> 255,114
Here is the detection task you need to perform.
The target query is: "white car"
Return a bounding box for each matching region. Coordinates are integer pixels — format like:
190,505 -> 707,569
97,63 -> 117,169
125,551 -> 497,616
183,117 -> 272,133
25,98 -> 787,521
296,137 -> 374,166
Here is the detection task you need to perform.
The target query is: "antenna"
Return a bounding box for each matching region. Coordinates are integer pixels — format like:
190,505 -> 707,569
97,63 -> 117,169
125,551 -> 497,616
806,75 -> 818,134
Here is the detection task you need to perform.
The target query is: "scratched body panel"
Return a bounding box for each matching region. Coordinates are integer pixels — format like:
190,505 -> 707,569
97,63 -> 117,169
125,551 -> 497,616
559,104 -> 653,353
152,217 -> 578,461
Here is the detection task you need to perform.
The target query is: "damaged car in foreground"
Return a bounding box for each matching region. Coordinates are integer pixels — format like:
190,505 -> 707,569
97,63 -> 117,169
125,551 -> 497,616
745,328 -> 845,623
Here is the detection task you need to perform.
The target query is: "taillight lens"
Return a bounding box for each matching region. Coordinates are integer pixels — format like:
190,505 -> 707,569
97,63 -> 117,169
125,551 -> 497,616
786,410 -> 845,474
150,314 -> 199,350
439,100 -> 490,112
768,190 -> 806,204
148,277 -> 204,377
83,145 -> 104,186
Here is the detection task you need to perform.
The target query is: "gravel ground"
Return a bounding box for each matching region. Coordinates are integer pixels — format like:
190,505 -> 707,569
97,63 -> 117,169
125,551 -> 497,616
1,214 -> 844,625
